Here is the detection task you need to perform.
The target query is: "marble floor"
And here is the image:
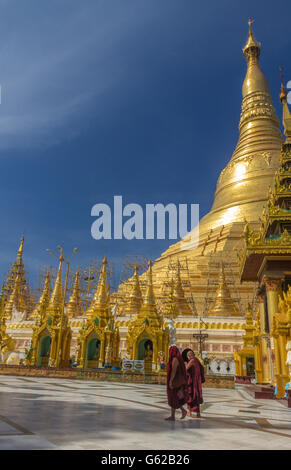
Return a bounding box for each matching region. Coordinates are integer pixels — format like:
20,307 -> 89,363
0,376 -> 290,450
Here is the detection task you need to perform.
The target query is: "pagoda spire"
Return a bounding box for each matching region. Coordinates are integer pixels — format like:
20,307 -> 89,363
86,257 -> 110,327
5,272 -> 28,320
280,68 -> 291,142
30,272 -> 51,321
66,271 -> 84,318
143,260 -> 155,306
127,265 -> 142,313
3,236 -> 33,319
92,257 -> 108,307
173,262 -> 192,315
16,236 -> 24,264
208,263 -> 240,317
137,260 -> 162,326
242,19 -> 269,97
46,255 -> 63,320
189,19 -> 283,236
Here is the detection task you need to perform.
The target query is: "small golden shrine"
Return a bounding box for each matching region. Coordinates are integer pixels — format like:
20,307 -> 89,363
0,285 -> 15,361
76,257 -> 120,369
126,260 -> 169,366
208,263 -> 240,317
4,237 -> 33,321
28,255 -> 72,368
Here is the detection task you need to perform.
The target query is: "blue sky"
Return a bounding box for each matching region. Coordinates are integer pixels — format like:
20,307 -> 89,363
0,0 -> 290,288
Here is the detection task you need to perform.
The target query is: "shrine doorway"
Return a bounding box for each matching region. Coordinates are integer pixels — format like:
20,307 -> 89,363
137,338 -> 153,360
37,335 -> 51,367
85,337 -> 101,368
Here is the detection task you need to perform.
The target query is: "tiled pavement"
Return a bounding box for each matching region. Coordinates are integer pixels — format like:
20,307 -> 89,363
0,375 -> 290,449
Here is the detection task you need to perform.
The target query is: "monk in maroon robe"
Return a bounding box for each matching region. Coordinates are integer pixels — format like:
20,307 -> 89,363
182,348 -> 205,418
165,346 -> 187,421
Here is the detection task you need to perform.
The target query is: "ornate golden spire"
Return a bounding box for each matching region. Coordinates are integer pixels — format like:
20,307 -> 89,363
93,257 -> 108,307
134,260 -> 161,327
46,256 -> 63,319
243,19 -> 260,52
127,265 -> 142,313
4,236 -> 33,319
280,68 -> 291,142
86,257 -> 110,326
66,271 -> 84,318
242,19 -> 269,97
30,272 -> 51,321
173,262 -> 192,316
5,273 -> 28,320
194,20 -> 283,234
163,277 -> 179,319
208,263 -> 240,317
16,236 -> 24,264
143,260 -> 155,306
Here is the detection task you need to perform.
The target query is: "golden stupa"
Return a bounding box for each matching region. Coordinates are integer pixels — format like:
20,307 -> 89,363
2,21 -> 286,365
160,20 -> 282,259
151,21 -> 282,316
117,21 -> 283,328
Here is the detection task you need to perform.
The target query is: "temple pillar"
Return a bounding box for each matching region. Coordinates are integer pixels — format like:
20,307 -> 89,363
257,293 -> 271,383
264,278 -> 282,332
263,279 -> 283,385
277,325 -> 290,397
272,330 -> 284,396
254,338 -> 263,383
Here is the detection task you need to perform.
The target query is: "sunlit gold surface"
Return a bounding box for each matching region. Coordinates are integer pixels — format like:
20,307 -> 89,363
159,21 -> 282,253
4,237 -> 33,320
29,272 -> 50,321
66,271 -> 84,318
208,263 -> 240,317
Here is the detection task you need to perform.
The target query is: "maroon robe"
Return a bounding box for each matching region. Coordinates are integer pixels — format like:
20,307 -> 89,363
186,357 -> 205,412
166,346 -> 188,409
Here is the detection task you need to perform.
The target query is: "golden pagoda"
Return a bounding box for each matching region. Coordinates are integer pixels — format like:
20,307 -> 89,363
66,271 -> 84,318
76,257 -> 120,368
239,75 -> 291,397
28,255 -> 72,368
4,237 -> 33,320
126,261 -> 169,365
114,21 -> 283,361
154,19 -> 282,281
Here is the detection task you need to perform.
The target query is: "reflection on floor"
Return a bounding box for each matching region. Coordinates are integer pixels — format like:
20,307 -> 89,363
0,376 -> 290,449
